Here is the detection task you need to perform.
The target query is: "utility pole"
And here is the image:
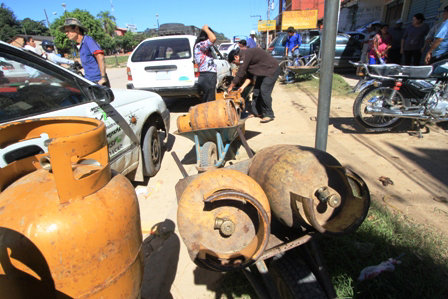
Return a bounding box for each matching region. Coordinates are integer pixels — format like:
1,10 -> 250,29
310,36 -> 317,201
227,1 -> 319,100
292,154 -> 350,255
266,0 -> 270,50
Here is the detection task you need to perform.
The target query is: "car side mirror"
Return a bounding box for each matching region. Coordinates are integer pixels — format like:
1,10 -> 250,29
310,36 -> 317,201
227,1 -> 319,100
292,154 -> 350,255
88,85 -> 114,104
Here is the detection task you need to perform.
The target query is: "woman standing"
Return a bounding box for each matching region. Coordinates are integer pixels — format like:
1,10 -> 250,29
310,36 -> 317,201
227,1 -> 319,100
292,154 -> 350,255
369,24 -> 392,64
401,13 -> 430,65
194,24 -> 217,102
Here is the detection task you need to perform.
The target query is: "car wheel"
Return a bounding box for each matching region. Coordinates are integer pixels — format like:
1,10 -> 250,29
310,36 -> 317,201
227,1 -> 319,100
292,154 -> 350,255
142,125 -> 162,177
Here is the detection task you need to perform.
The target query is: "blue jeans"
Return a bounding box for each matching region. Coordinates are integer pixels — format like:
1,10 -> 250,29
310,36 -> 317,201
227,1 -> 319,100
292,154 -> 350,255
287,49 -> 300,66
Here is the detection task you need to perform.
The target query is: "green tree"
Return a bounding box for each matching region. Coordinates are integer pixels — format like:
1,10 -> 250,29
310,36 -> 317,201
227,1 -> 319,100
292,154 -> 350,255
0,4 -> 21,42
115,31 -> 142,53
50,9 -> 107,53
21,18 -> 50,36
97,11 -> 116,37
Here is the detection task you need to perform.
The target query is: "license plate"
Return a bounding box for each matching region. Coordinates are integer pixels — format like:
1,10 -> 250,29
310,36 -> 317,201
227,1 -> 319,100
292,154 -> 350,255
156,71 -> 170,80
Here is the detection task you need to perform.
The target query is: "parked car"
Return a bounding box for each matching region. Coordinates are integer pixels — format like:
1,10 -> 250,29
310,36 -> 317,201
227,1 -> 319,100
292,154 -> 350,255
126,35 -> 232,98
267,31 -> 365,68
268,30 -> 320,61
218,42 -> 238,58
0,41 -> 170,179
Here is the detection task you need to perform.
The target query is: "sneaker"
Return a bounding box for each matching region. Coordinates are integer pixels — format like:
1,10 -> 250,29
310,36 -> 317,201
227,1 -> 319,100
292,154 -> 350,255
260,117 -> 274,123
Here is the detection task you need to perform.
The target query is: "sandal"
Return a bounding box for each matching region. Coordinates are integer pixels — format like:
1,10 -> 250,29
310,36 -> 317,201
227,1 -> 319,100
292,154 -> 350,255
260,117 -> 274,123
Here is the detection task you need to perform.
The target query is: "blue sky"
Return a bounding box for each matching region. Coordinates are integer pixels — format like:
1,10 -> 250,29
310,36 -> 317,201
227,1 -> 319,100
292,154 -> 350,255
2,0 -> 280,39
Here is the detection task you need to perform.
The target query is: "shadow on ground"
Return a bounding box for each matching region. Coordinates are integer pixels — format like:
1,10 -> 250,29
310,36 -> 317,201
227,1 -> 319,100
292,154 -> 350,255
386,142 -> 448,194
141,219 -> 180,299
329,117 -> 423,135
163,97 -> 202,113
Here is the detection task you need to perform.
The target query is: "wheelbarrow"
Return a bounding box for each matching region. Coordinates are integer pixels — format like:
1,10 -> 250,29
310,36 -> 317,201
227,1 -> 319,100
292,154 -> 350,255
174,119 -> 249,171
287,65 -> 320,76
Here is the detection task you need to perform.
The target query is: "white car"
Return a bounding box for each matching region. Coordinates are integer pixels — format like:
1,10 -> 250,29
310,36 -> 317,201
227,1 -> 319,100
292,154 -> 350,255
0,41 -> 170,180
126,35 -> 232,98
218,42 -> 239,58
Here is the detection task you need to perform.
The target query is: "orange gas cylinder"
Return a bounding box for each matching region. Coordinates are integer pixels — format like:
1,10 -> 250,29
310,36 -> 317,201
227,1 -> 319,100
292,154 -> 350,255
248,145 -> 370,235
176,113 -> 193,133
177,169 -> 271,271
189,99 -> 239,130
215,92 -> 225,100
225,90 -> 245,110
0,117 -> 143,298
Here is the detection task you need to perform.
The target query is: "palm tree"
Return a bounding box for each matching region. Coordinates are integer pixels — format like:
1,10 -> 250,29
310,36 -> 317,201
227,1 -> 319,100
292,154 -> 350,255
97,11 -> 116,37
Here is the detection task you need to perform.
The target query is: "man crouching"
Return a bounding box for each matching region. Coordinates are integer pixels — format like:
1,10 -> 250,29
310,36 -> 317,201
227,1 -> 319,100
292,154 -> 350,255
227,48 -> 280,123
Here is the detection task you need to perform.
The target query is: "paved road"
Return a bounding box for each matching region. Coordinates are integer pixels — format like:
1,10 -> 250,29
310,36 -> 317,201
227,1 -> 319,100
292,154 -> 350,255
107,67 -> 448,298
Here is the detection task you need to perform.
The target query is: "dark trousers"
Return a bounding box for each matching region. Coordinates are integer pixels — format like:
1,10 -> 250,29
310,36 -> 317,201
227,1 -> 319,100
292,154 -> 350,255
388,48 -> 401,64
404,50 -> 422,66
251,66 -> 281,118
198,72 -> 217,102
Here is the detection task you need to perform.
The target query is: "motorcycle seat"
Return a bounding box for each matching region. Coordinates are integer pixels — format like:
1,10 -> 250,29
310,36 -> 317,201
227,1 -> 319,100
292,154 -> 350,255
368,64 -> 433,78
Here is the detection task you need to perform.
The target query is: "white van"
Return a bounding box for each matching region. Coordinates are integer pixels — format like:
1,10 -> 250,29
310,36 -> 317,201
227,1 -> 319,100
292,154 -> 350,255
126,35 -> 232,98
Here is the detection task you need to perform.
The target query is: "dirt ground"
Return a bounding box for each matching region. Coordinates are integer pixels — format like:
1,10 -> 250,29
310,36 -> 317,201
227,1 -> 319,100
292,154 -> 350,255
108,68 -> 448,298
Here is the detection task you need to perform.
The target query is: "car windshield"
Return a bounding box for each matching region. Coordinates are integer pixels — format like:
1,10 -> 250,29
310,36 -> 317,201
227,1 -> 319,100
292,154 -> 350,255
131,38 -> 191,62
219,44 -> 232,50
0,51 -> 90,124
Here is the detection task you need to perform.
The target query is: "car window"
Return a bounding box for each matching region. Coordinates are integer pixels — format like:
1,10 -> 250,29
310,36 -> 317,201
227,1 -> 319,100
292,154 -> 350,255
131,38 -> 191,62
0,52 -> 90,124
219,44 -> 232,50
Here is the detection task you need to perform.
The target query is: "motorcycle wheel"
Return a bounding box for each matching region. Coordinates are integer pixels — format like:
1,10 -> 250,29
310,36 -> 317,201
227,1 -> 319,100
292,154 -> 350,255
353,86 -> 404,131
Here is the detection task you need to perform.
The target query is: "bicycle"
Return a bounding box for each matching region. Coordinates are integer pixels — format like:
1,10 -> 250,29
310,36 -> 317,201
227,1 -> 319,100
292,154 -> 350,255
279,51 -> 320,82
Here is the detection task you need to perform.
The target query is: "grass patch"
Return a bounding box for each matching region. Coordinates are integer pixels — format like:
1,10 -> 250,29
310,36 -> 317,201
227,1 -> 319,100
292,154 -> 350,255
291,73 -> 356,99
216,201 -> 448,298
318,200 -> 448,298
105,55 -> 129,67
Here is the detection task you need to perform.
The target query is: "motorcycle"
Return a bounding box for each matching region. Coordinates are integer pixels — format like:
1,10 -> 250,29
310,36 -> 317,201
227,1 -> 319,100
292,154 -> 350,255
350,61 -> 448,132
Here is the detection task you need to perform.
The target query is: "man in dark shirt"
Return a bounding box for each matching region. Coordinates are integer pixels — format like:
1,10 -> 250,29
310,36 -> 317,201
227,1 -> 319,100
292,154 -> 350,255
227,48 -> 280,123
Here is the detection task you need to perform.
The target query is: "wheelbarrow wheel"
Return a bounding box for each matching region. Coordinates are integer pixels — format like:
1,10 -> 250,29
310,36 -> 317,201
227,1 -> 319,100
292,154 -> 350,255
199,141 -> 218,168
268,250 -> 326,299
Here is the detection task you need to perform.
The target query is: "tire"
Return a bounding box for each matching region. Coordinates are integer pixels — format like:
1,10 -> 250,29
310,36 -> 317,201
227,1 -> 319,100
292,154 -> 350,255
142,126 -> 162,177
199,141 -> 217,168
279,60 -> 289,81
268,250 -> 327,299
353,86 -> 404,131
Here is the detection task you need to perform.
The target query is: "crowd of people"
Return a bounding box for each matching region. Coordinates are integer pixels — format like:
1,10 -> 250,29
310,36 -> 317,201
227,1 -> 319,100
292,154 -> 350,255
361,6 -> 448,67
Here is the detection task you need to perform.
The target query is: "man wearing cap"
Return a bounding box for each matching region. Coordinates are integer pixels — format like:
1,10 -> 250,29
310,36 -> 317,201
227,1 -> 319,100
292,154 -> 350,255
60,18 -> 109,87
247,31 -> 257,48
227,48 -> 280,123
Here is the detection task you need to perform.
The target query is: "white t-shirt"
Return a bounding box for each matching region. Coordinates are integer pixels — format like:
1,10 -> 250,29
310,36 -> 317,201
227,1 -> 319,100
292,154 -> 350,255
24,44 -> 37,54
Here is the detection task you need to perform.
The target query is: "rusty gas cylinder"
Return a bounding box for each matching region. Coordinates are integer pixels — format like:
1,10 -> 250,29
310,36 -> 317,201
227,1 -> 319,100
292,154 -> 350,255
176,113 -> 193,133
189,99 -> 239,130
215,92 -> 225,100
225,90 -> 245,110
0,117 -> 143,298
248,145 -> 370,235
177,169 -> 271,271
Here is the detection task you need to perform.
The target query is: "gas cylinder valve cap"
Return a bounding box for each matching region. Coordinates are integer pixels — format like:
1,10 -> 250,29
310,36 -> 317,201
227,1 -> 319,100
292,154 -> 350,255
214,217 -> 235,237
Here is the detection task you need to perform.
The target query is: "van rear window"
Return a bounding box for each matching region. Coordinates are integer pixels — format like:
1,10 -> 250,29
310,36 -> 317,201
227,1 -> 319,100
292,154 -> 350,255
131,38 -> 191,62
